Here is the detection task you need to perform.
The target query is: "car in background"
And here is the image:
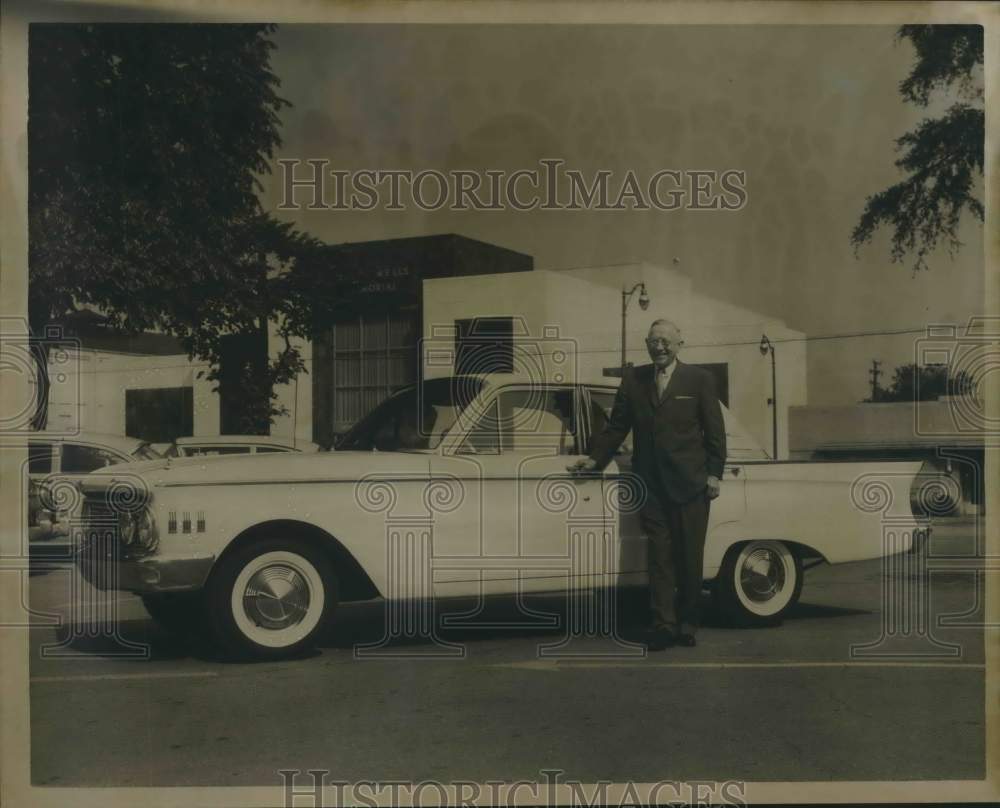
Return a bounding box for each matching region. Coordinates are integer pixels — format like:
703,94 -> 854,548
166,435 -> 322,457
28,432 -> 161,551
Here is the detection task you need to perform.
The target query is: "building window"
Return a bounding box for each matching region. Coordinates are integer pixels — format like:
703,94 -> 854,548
455,317 -> 514,376
125,387 -> 194,444
329,310 -> 419,434
691,362 -> 730,407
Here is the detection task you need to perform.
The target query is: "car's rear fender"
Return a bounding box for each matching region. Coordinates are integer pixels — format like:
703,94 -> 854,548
731,460 -> 925,565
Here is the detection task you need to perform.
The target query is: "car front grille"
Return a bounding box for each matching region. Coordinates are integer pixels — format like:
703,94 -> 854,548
76,498 -> 125,588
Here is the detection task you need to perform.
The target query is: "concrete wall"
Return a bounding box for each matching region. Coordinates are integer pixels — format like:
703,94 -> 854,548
789,397 -> 985,456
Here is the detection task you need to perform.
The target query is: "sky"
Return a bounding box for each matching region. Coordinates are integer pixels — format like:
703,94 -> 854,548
259,24 -> 985,406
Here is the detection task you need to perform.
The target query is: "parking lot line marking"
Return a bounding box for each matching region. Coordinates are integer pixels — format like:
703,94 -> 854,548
491,660 -> 986,671
30,671 -> 219,684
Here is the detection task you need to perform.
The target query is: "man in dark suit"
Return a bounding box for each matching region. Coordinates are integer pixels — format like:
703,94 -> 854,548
568,319 -> 726,650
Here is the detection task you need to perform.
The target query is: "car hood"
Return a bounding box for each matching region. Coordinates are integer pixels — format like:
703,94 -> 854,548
78,451 -> 433,494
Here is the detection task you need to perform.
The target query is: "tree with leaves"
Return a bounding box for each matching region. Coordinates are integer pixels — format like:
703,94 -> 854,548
864,362 -> 976,403
28,23 -> 325,432
851,25 -> 984,272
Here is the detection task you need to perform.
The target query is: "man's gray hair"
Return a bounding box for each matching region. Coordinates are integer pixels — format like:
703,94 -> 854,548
648,318 -> 682,335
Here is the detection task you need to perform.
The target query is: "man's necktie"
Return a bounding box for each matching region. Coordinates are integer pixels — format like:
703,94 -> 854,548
656,367 -> 669,399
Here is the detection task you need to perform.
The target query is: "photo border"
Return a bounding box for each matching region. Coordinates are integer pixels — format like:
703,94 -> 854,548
1,1 -> 996,805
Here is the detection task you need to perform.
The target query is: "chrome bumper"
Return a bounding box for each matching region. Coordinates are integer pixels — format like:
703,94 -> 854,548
77,551 -> 215,593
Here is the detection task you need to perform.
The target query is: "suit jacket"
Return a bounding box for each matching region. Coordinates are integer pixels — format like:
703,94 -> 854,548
589,361 -> 727,504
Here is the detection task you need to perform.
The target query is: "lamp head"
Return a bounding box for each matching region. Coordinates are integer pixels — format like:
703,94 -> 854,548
759,334 -> 771,356
638,284 -> 650,311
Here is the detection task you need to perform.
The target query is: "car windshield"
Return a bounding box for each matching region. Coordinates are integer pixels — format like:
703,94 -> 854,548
336,377 -> 485,452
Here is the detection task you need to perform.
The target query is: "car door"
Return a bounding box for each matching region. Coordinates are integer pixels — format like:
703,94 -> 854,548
429,385 -> 609,599
584,386 -> 746,587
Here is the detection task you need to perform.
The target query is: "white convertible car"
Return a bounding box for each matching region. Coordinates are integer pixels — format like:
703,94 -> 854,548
76,374 -> 929,660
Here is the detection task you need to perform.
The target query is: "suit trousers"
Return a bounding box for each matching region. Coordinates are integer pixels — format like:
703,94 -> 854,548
640,484 -> 711,635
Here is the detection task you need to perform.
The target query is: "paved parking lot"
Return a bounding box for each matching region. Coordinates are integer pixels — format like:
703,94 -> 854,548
26,520 -> 986,786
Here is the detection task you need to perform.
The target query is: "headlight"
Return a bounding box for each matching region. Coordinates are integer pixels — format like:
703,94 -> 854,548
135,508 -> 157,553
118,510 -> 137,545
117,508 -> 157,554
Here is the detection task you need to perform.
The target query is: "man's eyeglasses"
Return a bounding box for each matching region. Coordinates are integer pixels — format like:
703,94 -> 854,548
645,337 -> 682,349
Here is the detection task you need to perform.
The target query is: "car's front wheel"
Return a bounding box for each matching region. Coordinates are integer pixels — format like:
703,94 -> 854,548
206,537 -> 338,660
713,540 -> 803,626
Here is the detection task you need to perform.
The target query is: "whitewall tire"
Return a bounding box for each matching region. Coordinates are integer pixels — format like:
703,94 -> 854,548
207,537 -> 338,660
713,540 -> 803,626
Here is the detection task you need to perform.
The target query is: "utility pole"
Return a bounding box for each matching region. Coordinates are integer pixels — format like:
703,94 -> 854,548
620,282 -> 650,373
868,359 -> 882,402
759,335 -> 777,460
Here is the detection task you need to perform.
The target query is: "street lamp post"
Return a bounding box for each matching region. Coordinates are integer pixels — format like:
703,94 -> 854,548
759,334 -> 778,460
621,282 -> 650,373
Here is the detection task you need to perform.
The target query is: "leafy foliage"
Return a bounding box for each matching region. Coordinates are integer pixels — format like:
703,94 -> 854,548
851,25 -> 984,272
897,24 -> 984,106
28,23 -> 322,429
866,362 -> 976,403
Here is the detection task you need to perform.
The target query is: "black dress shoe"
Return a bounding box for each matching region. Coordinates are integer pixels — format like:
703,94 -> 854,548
646,629 -> 676,652
676,632 -> 697,647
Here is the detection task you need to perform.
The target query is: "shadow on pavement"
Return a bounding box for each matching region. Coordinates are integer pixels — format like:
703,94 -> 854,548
44,586 -> 877,661
317,588 -> 870,650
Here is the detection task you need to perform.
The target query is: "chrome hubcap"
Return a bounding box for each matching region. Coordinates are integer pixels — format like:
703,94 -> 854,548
242,564 -> 311,630
740,547 -> 786,602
